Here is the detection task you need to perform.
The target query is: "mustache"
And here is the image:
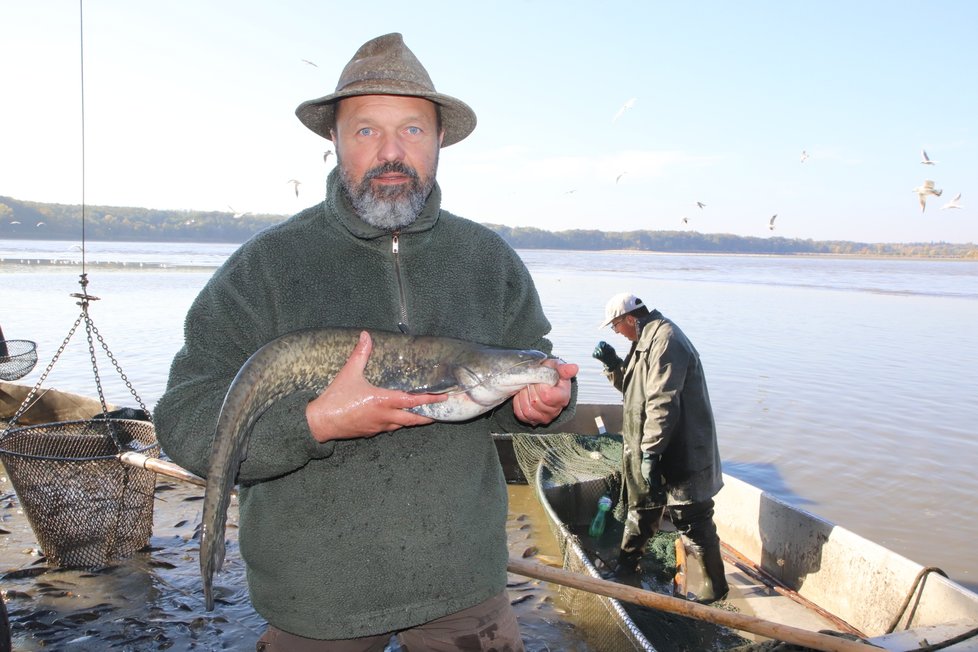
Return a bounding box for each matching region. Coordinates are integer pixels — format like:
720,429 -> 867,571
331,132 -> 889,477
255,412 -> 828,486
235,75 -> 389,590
363,161 -> 420,182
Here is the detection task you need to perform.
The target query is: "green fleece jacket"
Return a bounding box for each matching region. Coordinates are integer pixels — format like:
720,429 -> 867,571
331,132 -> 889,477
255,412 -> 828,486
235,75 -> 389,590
153,168 -> 576,639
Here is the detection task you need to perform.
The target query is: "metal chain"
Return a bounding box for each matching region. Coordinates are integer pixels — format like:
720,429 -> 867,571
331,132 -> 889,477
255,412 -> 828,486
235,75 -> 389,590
3,313 -> 84,432
2,272 -> 151,435
86,315 -> 150,419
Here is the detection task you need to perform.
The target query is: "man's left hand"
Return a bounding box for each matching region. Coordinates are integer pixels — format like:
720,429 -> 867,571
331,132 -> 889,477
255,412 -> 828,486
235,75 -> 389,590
512,359 -> 578,426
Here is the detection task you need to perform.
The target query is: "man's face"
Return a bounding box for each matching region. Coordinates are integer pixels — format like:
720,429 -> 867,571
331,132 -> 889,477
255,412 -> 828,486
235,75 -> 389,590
332,95 -> 443,230
611,315 -> 639,342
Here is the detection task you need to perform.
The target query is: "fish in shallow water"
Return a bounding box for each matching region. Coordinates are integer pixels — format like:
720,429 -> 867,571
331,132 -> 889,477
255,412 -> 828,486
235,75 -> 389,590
201,327 -> 560,609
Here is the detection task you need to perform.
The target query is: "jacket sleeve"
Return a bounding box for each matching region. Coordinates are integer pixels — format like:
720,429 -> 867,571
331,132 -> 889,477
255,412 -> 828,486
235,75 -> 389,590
602,365 -> 626,393
480,240 -> 578,433
152,252 -> 336,481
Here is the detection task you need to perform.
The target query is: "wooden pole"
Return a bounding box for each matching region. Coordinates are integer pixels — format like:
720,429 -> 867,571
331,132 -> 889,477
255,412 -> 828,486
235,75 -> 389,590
119,451 -> 207,487
507,557 -> 878,652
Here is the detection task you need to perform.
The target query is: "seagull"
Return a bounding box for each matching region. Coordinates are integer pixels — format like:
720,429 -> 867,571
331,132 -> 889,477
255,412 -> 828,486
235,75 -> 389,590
682,217 -> 689,224
324,149 -> 334,163
612,97 -> 637,124
301,59 -> 318,67
288,179 -> 302,197
769,214 -> 778,230
616,172 -> 627,184
36,221 -> 45,227
941,193 -> 963,210
696,201 -> 706,209
913,180 -> 942,212
800,150 -> 809,163
920,149 -> 937,165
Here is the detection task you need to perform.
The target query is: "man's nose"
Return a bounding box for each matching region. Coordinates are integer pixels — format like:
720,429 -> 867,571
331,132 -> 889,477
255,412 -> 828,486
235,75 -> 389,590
377,133 -> 406,162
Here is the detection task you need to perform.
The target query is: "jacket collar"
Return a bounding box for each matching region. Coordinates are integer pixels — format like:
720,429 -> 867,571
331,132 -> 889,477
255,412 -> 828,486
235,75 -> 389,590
323,166 -> 442,240
632,310 -> 663,353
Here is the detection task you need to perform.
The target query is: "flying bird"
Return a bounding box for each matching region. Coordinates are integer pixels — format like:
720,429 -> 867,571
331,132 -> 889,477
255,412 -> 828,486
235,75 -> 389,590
696,201 -> 706,209
769,214 -> 778,230
324,149 -> 334,163
288,179 -> 302,197
941,193 -> 963,210
800,150 -> 809,163
301,59 -> 318,67
682,217 -> 689,225
920,149 -> 937,165
616,172 -> 627,184
612,97 -> 637,124
913,180 -> 942,212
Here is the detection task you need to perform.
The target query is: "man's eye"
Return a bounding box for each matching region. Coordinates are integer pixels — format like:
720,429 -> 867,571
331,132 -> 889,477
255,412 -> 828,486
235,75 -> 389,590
405,126 -> 422,136
357,128 -> 374,137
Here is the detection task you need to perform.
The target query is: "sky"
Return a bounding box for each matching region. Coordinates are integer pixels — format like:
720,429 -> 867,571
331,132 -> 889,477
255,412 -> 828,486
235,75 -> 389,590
2,1 -> 976,244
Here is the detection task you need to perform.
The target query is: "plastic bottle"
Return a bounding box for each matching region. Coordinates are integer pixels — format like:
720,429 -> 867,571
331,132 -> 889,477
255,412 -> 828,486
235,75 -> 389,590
588,495 -> 613,538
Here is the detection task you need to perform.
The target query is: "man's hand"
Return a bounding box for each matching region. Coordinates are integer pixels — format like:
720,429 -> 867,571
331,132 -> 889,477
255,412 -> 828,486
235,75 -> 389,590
512,359 -> 579,426
642,452 -> 667,505
592,341 -> 622,371
305,331 -> 448,442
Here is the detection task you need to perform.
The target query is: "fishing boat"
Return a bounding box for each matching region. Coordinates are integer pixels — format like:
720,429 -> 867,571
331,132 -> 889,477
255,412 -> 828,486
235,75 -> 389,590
499,403 -> 978,651
3,384 -> 978,651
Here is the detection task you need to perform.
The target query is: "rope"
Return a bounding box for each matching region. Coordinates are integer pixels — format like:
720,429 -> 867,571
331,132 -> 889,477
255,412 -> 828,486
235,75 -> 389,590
78,0 -> 87,275
886,566 -> 948,634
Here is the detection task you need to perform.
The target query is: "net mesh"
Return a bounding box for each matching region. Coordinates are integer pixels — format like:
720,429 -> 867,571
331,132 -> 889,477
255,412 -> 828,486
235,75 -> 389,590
512,431 -> 655,651
0,418 -> 159,567
511,432 -> 751,651
0,340 -> 38,381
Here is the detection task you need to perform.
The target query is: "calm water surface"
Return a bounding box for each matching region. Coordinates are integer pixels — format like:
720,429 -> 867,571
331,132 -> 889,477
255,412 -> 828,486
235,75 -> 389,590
2,240 -> 977,643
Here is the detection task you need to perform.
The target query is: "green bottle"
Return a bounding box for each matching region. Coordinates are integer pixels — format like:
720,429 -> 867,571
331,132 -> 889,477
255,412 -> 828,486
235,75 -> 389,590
588,495 -> 613,538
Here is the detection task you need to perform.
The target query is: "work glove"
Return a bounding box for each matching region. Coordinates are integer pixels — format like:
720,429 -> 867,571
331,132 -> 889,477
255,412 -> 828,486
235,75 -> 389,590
592,341 -> 622,372
641,452 -> 667,506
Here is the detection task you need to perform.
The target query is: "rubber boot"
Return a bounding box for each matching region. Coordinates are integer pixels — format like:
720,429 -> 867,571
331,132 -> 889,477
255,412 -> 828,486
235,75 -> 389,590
605,549 -> 643,586
681,538 -> 729,604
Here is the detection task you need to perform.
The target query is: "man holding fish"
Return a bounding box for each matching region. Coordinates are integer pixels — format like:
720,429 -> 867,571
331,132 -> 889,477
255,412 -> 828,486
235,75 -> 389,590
154,33 -> 577,652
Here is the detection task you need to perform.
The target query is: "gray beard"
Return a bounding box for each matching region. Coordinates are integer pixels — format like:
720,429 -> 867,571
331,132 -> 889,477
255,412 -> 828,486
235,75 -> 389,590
339,160 -> 436,231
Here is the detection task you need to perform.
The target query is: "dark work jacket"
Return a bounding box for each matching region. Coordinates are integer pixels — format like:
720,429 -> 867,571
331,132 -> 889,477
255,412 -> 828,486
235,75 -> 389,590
603,310 -> 722,508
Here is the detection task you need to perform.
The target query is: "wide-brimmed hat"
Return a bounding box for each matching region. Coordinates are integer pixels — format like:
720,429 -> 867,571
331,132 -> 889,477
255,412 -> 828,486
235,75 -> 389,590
295,33 -> 477,147
598,292 -> 645,329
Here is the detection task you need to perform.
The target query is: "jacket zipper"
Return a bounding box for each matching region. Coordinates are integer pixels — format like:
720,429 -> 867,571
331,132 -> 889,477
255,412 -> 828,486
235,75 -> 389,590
392,233 -> 409,333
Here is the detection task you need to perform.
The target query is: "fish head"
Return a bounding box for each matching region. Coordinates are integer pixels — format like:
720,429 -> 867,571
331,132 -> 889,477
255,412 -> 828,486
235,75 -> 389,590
411,345 -> 560,421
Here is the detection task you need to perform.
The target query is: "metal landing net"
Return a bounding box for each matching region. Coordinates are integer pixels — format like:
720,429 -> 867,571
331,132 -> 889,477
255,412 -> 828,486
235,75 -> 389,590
0,339 -> 38,382
0,275 -> 160,568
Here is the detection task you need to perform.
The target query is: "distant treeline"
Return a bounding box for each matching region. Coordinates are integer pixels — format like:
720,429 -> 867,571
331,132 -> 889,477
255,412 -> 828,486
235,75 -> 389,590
2,195 -> 976,258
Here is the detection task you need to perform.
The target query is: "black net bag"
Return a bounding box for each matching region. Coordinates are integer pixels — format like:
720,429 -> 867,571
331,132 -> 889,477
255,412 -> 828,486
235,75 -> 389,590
0,340 -> 38,381
0,418 -> 159,568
